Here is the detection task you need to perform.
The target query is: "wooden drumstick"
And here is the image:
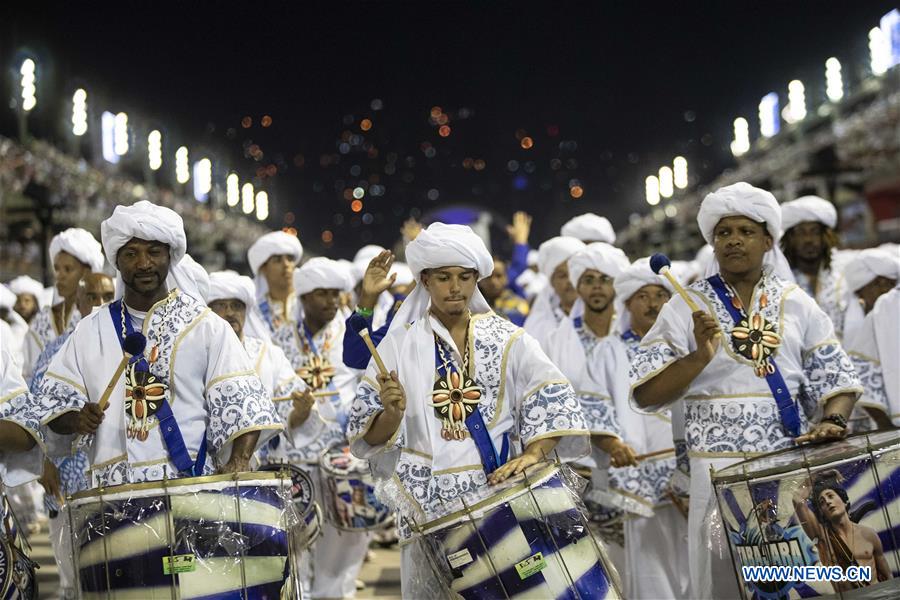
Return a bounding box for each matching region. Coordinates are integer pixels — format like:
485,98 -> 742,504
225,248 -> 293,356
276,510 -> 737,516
634,447 -> 676,462
273,390 -> 341,402
359,328 -> 390,377
97,355 -> 130,411
650,253 -> 699,312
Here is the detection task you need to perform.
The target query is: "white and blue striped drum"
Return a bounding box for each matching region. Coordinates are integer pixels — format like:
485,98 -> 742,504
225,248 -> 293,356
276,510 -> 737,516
415,463 -> 622,599
1,495 -> 37,600
67,472 -> 298,599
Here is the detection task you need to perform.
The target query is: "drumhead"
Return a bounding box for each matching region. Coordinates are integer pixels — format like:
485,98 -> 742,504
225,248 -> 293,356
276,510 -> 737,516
68,470 -> 286,504
711,430 -> 900,484
319,444 -> 369,477
258,463 -> 316,518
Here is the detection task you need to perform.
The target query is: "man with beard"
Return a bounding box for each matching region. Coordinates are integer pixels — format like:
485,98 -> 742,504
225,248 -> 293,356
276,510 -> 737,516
792,471 -> 892,591
267,257 -> 369,600
631,182 -> 861,599
247,230 -> 303,332
8,275 -> 45,324
523,235 -> 585,351
347,223 -> 590,598
780,196 -> 851,338
22,228 -> 105,379
35,201 -> 281,489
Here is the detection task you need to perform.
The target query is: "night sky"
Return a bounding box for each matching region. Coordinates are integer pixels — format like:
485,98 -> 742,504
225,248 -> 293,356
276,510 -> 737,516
2,1 -> 896,257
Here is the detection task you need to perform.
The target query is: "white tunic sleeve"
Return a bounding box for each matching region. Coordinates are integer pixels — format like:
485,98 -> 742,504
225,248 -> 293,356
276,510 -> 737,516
1,332 -> 45,486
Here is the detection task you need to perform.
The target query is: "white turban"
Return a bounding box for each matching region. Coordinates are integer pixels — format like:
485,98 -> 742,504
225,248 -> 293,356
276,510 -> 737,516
697,182 -> 793,280
515,269 -> 547,301
0,285 -> 15,310
294,257 -> 353,297
614,257 -> 674,334
49,228 -> 105,273
780,195 -> 838,232
560,213 -> 616,244
208,271 -> 270,341
174,254 -> 209,303
247,231 -> 303,301
844,248 -> 900,292
567,243 -> 629,288
390,223 -> 493,331
100,201 -> 206,302
390,262 -> 415,287
526,249 -> 539,267
537,236 -> 585,278
350,244 -> 386,282
7,276 -> 46,305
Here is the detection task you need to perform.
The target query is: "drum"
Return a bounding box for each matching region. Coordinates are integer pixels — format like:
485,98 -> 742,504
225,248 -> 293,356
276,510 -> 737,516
257,463 -> 322,552
318,444 -> 391,532
1,495 -> 37,600
414,462 -> 622,599
712,431 -> 900,599
67,472 -> 298,599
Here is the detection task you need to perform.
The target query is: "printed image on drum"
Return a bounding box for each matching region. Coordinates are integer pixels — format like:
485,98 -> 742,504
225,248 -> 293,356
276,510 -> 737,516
318,444 -> 392,532
67,473 -> 294,599
415,463 -> 622,600
257,463 -> 322,553
713,431 -> 900,600
0,497 -> 37,600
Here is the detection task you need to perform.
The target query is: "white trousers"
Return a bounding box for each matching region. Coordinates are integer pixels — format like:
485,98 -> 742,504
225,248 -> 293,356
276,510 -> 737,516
624,504 -> 691,599
689,456 -> 742,600
309,520 -> 371,599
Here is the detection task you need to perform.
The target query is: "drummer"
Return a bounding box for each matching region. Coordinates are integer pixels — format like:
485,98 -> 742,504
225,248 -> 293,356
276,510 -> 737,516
265,256 -> 370,600
523,235 -> 585,351
630,182 -> 862,599
35,201 -> 282,487
347,222 -> 589,598
247,230 -> 304,333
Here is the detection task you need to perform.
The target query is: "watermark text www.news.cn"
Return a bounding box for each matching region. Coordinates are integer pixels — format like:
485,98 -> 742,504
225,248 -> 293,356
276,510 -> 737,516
742,565 -> 872,584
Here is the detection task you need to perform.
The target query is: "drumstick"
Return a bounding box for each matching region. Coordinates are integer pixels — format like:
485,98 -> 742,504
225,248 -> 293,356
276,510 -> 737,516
97,355 -> 130,411
649,254 -> 699,312
634,447 -> 676,462
272,390 -> 341,402
359,328 -> 389,377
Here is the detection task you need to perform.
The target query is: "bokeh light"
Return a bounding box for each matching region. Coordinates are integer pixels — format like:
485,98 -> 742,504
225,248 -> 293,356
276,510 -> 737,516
360,118 -> 372,131
438,125 -> 451,137
241,116 -> 252,128
570,185 -> 584,199
520,137 -> 534,149
351,199 -> 363,212
261,115 -> 273,127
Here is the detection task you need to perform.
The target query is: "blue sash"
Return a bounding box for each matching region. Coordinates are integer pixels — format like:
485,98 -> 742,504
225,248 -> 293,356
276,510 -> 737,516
706,276 -> 802,438
434,339 -> 509,475
621,330 -> 639,342
108,301 -> 207,476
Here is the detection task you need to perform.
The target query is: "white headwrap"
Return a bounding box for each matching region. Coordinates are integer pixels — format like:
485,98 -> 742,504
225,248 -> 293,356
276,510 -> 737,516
613,257 -> 674,334
294,257 -> 353,296
526,249 -> 539,268
352,244 -> 387,284
390,223 -> 493,332
697,182 -> 793,280
567,243 -> 629,288
780,195 -> 838,232
101,200 -> 206,303
49,228 -> 105,273
7,276 -> 46,305
560,213 -> 616,244
174,254 -> 209,303
390,262 -> 415,287
247,231 -> 303,301
844,248 -> 900,292
537,236 -> 586,277
0,285 -> 15,310
515,269 -> 546,301
208,271 -> 271,341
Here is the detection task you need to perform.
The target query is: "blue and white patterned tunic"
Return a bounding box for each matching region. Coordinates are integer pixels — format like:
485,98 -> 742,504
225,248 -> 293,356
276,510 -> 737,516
347,311 -> 589,542
34,290 -> 282,488
22,304 -> 80,380
1,321 -> 44,487
793,266 -> 851,340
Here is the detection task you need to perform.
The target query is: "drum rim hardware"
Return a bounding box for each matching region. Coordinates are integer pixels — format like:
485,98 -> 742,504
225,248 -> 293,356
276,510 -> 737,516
67,469 -> 284,502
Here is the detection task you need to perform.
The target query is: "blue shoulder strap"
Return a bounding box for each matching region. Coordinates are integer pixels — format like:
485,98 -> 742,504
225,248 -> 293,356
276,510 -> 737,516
434,340 -> 509,475
705,276 -> 802,438
108,301 -> 207,476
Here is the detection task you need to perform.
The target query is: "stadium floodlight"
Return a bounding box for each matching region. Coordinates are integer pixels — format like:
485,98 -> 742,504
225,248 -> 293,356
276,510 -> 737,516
784,80 -> 806,124
193,158 -> 212,202
882,9 -> 899,70
869,27 -> 890,76
148,130 -> 162,171
673,156 -> 688,189
256,191 -> 269,221
20,58 -> 36,112
242,182 -> 254,214
114,112 -> 129,155
226,173 -> 240,207
825,58 -> 844,102
72,89 -> 88,136
659,166 -> 674,198
101,112 -> 119,164
175,146 -> 190,184
731,117 -> 750,157
645,175 -> 660,206
758,93 -> 780,138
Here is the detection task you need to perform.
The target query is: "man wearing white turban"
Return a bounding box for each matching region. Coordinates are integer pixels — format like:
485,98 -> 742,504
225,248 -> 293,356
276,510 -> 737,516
630,182 -> 862,599
247,230 -> 303,331
843,248 -> 899,314
780,195 -> 852,338
22,227 -> 105,379
561,212 -> 617,244
523,236 -> 585,351
583,258 -> 690,600
347,222 -> 591,598
264,256 -> 368,599
35,201 -> 282,492
8,275 -> 45,324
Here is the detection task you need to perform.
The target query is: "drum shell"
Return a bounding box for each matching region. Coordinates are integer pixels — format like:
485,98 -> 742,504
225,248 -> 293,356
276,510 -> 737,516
318,445 -> 392,532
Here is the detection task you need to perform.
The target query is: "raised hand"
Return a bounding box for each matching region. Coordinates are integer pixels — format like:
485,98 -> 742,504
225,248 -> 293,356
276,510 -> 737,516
359,250 -> 396,309
401,218 -> 423,243
506,211 -> 532,245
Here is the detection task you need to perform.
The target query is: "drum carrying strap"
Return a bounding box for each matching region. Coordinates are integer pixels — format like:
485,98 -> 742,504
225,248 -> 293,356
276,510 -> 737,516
109,301 -> 208,477
435,341 -> 509,475
706,275 -> 802,438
